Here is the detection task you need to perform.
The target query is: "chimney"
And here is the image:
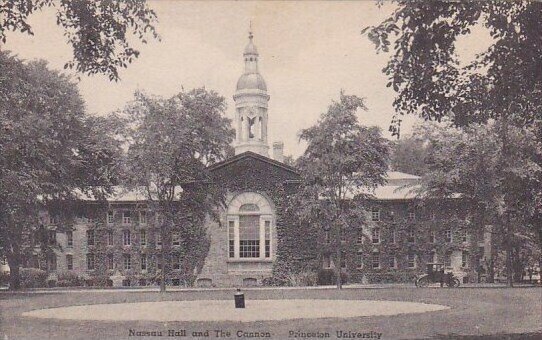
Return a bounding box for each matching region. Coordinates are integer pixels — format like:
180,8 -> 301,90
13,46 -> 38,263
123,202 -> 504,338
272,141 -> 284,163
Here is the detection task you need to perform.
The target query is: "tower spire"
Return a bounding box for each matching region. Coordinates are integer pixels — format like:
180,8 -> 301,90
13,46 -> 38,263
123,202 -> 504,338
234,28 -> 270,157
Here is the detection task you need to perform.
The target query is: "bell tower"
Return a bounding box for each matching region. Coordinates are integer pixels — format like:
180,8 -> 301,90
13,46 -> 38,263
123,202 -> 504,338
233,29 -> 270,157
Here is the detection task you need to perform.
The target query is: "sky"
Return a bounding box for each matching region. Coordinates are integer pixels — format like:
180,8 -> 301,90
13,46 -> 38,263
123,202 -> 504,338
4,1 -> 440,157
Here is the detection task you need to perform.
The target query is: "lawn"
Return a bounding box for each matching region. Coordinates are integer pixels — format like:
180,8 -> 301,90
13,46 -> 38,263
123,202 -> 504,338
1,286 -> 540,339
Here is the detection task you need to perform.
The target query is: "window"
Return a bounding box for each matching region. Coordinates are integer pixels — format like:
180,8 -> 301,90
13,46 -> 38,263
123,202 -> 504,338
122,211 -> 132,225
156,254 -> 162,269
407,228 -> 415,243
265,220 -> 271,258
141,254 -> 147,271
239,215 -> 260,258
429,230 -> 436,243
340,229 -> 346,243
87,230 -> 95,246
172,255 -> 180,270
66,255 -> 73,270
139,211 -> 147,224
445,229 -> 453,243
445,253 -> 452,267
107,211 -> 114,224
66,231 -> 73,247
48,230 -> 56,245
357,252 -> 363,269
47,254 -> 57,271
462,230 -> 468,243
391,228 -> 396,244
107,230 -> 114,246
140,230 -> 147,246
123,254 -> 131,270
340,252 -> 346,269
462,251 -> 469,268
31,255 -> 39,269
156,232 -> 162,246
172,232 -> 180,246
123,230 -> 131,246
408,211 -> 416,220
323,254 -> 332,269
228,221 -> 235,258
325,231 -> 331,244
407,254 -> 416,268
87,254 -> 95,270
48,215 -> 58,225
371,227 -> 380,244
107,254 -> 114,270
357,229 -> 363,244
388,256 -> 397,269
371,208 -> 380,222
372,254 -> 380,269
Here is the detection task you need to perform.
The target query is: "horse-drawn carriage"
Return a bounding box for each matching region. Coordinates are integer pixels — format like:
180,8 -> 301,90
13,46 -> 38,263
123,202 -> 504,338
415,263 -> 461,287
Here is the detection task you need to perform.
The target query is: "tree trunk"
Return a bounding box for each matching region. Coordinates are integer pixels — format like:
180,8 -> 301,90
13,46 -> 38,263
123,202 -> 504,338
7,253 -> 21,290
505,221 -> 514,287
160,222 -> 166,293
336,224 -> 342,290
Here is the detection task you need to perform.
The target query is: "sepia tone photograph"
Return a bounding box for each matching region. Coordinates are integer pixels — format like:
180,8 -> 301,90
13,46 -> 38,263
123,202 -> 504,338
0,1 -> 541,339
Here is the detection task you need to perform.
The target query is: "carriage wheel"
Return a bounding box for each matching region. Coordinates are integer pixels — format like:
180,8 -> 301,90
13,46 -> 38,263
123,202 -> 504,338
447,278 -> 461,288
416,276 -> 430,287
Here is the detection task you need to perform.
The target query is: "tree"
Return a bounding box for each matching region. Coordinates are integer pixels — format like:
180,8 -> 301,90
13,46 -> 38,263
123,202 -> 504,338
390,129 -> 429,176
362,1 -> 542,133
364,1 -> 542,287
123,88 -> 234,292
1,0 -> 159,81
296,92 -> 390,289
0,51 -> 122,289
416,121 -> 542,286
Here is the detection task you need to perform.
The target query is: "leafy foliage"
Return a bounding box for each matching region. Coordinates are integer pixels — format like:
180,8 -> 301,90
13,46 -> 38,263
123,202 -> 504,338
0,51 -> 122,289
295,92 -> 390,288
390,126 -> 430,176
1,0 -> 159,81
416,121 -> 542,282
363,1 -> 542,134
123,88 -> 234,291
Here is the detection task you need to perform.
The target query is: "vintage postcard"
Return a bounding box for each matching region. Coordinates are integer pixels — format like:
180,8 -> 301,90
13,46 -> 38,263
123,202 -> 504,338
1,1 -> 540,339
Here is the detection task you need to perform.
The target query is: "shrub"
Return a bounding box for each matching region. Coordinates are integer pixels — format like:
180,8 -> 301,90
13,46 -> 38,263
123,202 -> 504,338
20,268 -> 48,288
317,269 -> 348,286
286,271 -> 318,287
0,271 -> 9,286
261,276 -> 288,286
56,272 -> 84,287
84,275 -> 112,287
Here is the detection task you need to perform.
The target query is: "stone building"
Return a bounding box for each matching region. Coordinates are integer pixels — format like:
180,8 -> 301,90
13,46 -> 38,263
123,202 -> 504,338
16,31 -> 492,287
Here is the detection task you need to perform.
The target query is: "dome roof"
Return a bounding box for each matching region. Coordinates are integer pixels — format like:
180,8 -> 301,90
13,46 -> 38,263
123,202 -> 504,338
236,73 -> 267,91
244,41 -> 258,55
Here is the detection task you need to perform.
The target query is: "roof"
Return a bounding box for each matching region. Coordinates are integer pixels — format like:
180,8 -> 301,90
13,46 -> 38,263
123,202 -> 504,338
74,186 -> 183,202
346,170 -> 421,201
208,151 -> 299,176
236,73 -> 267,91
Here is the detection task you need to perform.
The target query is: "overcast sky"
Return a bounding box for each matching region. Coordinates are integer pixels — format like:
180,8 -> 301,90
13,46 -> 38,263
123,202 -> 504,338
4,1 -> 431,157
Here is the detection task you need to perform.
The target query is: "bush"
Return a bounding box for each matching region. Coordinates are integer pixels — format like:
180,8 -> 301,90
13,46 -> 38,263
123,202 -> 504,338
20,268 -> 48,288
317,269 -> 348,286
286,271 -> 318,287
261,276 -> 288,286
0,271 -> 9,286
84,275 -> 112,287
56,272 -> 84,287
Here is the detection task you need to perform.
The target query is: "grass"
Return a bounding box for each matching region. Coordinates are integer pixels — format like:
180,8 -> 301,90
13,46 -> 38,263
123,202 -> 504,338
1,286 -> 540,339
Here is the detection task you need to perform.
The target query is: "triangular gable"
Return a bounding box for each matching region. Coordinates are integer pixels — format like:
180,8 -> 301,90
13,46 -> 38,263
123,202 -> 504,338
208,151 -> 300,182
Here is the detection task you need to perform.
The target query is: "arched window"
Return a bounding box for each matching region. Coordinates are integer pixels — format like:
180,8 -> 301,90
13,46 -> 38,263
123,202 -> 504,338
227,192 -> 274,260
